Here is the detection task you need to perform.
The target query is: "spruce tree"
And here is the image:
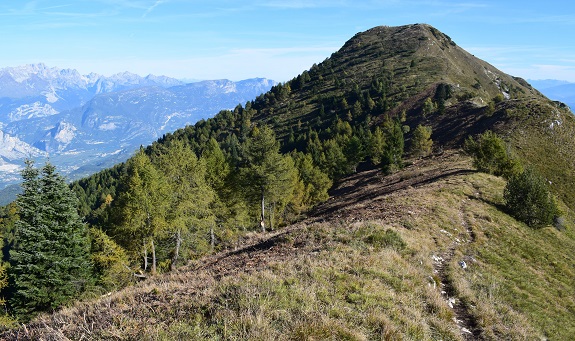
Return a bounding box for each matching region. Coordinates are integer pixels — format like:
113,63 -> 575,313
10,161 -> 92,319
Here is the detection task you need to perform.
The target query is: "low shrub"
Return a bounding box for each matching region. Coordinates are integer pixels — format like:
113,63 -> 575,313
504,168 -> 558,228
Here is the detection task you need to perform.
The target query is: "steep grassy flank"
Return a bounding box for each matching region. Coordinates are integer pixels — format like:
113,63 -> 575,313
499,99 -> 575,208
5,151 -> 575,340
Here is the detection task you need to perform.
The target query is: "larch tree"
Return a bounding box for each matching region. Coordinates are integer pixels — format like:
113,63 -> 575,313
381,118 -> 405,174
411,124 -> 433,157
240,125 -> 297,232
202,138 -> 235,248
10,161 -> 92,319
157,140 -> 215,269
369,126 -> 386,164
116,150 -> 169,275
292,152 -> 332,207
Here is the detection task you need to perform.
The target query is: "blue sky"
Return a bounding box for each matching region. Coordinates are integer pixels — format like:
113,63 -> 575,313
1,0 -> 574,82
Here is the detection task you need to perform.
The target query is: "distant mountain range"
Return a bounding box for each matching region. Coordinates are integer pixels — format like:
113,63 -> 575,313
0,63 -> 275,203
529,79 -> 575,110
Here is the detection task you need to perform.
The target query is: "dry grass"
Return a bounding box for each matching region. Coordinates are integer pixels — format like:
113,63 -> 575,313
3,151 -> 575,340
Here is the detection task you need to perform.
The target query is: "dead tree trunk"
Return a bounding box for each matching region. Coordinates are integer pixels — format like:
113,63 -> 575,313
210,225 -> 215,250
260,188 -> 266,233
143,238 -> 148,271
151,239 -> 157,275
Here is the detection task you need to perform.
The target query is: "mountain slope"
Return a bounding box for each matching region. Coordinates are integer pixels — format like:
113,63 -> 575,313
160,24 -> 575,208
4,152 -> 574,340
3,23 -> 575,340
251,24 -> 540,137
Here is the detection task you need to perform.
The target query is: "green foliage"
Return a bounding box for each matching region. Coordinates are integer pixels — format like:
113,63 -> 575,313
504,168 -> 558,228
381,119 -> 405,174
89,227 -> 133,292
433,83 -> 451,115
343,135 -> 365,172
485,101 -> 496,117
240,126 -> 299,231
368,126 -> 386,164
464,130 -> 522,179
157,140 -> 215,266
493,93 -> 505,104
292,152 -> 332,207
10,161 -> 92,319
365,229 -> 407,251
410,124 -> 433,157
202,138 -> 230,193
320,139 -> 349,179
422,97 -> 435,116
114,149 -> 170,274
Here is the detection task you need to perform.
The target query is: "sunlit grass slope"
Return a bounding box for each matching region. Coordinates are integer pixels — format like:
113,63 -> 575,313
6,152 -> 574,340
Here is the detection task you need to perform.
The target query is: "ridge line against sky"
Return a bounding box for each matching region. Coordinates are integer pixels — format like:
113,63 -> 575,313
1,0 -> 574,82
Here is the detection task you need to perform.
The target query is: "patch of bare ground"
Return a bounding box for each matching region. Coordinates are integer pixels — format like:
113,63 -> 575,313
432,198 -> 482,340
311,150 -> 474,223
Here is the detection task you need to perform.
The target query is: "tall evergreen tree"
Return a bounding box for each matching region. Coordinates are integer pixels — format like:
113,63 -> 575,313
240,126 -> 297,232
10,161 -> 92,319
321,139 -> 349,179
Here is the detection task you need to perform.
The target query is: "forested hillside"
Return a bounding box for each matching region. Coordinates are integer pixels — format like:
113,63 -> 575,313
0,24 -> 574,338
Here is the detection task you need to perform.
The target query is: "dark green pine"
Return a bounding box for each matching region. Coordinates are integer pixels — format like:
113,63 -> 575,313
10,162 -> 92,319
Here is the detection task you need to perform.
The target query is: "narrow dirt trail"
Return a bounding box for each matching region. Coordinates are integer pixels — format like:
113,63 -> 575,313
433,198 -> 482,340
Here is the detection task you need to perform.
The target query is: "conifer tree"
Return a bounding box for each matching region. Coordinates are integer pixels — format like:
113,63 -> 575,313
504,167 -> 558,228
321,139 -> 349,179
411,124 -> 433,157
240,126 -> 297,232
157,140 -> 215,268
116,150 -> 169,275
381,118 -> 405,174
464,130 -> 521,179
10,161 -> 92,319
293,152 -> 332,207
369,126 -> 386,164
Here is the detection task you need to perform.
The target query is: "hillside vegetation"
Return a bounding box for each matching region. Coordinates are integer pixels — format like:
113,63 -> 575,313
4,152 -> 575,340
1,23 -> 575,339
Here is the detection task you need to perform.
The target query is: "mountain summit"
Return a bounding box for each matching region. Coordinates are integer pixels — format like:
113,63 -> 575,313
247,23 -> 574,205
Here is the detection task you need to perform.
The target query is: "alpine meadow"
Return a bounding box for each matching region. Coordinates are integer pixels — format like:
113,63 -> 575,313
1,24 -> 575,340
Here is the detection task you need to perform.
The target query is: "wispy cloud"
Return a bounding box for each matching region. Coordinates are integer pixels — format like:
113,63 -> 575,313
142,0 -> 166,18
261,0 -> 346,9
